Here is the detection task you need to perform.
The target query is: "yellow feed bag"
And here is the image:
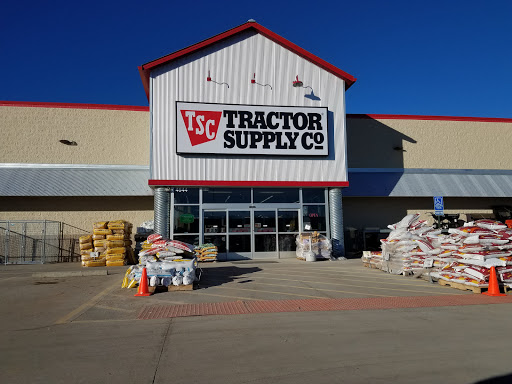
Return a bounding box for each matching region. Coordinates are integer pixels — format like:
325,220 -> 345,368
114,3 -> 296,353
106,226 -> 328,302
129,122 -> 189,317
106,254 -> 126,261
107,240 -> 125,248
93,221 -> 108,229
93,239 -> 108,247
93,228 -> 112,235
106,247 -> 126,254
106,260 -> 126,267
106,234 -> 124,241
84,258 -> 106,267
79,235 -> 92,244
79,242 -> 93,250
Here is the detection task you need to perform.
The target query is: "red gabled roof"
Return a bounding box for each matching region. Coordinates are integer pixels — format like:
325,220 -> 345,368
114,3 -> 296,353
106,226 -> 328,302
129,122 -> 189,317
138,21 -> 356,100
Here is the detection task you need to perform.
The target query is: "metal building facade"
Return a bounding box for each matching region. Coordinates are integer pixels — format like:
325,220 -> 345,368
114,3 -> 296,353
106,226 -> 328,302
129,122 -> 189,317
149,29 -> 349,185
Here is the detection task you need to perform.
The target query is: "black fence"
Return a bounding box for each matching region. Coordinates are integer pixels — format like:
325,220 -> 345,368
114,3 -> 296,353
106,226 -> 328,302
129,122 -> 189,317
0,221 -> 89,264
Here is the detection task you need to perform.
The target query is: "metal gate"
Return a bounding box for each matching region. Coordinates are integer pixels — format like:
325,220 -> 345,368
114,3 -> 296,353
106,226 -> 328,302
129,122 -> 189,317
0,220 -> 89,264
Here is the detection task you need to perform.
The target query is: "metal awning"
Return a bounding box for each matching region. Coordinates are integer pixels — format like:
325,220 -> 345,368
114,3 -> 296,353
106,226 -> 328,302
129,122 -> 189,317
0,164 -> 153,196
344,168 -> 512,197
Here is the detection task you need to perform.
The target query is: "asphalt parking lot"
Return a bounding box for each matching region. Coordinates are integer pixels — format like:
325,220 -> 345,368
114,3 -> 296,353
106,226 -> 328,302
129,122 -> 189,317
3,259 -> 512,384
0,258 -> 472,325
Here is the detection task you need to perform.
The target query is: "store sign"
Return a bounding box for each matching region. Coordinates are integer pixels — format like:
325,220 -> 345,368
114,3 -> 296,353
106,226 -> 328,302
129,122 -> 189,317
176,102 -> 329,156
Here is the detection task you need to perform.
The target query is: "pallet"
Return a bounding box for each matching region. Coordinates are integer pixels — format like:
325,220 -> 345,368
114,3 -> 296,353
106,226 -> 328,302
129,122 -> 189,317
148,284 -> 195,293
363,262 -> 381,270
439,279 -> 512,294
438,279 -> 486,293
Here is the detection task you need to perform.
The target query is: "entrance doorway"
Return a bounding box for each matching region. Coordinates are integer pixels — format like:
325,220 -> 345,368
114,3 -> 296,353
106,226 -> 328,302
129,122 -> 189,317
203,208 -> 300,260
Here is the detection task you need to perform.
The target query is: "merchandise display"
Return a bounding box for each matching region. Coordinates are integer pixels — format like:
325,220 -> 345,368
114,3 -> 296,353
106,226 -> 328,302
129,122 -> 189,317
194,244 -> 218,262
296,232 -> 332,261
363,214 -> 512,291
121,234 -> 198,290
81,220 -> 135,267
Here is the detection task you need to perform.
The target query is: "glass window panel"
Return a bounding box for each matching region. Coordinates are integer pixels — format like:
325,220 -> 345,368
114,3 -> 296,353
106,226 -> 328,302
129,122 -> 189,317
254,211 -> 276,232
255,234 -> 276,252
173,206 -> 199,234
229,235 -> 251,253
302,205 -> 327,232
229,211 -> 251,233
173,235 -> 200,246
302,188 -> 326,204
204,211 -> 226,233
278,234 -> 297,252
254,188 -> 299,204
278,210 -> 299,232
174,188 -> 199,204
203,235 -> 226,253
202,188 -> 251,204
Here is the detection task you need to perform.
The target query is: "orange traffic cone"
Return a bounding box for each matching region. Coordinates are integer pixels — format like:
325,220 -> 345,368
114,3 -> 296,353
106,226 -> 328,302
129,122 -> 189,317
134,267 -> 152,297
483,266 -> 506,297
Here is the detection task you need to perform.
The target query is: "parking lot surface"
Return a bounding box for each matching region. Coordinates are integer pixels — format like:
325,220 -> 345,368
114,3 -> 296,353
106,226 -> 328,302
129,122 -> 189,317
2,259 -> 512,384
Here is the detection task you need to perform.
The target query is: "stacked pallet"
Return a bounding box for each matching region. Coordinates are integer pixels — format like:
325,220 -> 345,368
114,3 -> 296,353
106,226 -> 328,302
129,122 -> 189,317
194,244 -> 218,262
364,214 -> 512,292
81,220 -> 135,267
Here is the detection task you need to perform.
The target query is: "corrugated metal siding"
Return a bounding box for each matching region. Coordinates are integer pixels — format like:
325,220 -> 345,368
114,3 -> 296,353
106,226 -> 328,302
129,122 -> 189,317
151,31 -> 347,183
344,169 -> 512,197
0,165 -> 152,196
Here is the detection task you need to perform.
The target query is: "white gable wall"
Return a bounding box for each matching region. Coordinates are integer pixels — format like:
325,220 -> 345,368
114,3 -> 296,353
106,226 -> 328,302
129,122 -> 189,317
150,30 -> 347,184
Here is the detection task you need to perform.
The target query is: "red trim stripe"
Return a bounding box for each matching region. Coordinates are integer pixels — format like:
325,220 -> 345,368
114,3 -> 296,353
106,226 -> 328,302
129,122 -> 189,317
0,101 -> 149,111
139,21 -> 357,99
347,114 -> 512,124
2,101 -> 509,124
148,180 -> 349,187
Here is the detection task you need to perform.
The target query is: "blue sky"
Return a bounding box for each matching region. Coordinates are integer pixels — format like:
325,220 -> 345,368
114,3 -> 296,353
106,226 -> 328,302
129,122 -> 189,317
1,0 -> 511,117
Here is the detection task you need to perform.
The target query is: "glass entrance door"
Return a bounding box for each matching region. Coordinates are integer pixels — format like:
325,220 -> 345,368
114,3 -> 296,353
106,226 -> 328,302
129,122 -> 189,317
253,210 -> 277,259
277,209 -> 300,258
227,210 -> 251,260
203,208 -> 292,260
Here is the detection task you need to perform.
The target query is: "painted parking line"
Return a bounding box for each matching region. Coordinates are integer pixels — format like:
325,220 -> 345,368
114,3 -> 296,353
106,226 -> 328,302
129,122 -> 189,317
208,279 -> 393,298
202,269 -> 450,291
181,290 -> 261,302
203,275 -> 456,296
257,266 -> 434,282
54,279 -> 121,324
213,285 -> 333,299
248,271 -> 458,291
265,265 -> 412,276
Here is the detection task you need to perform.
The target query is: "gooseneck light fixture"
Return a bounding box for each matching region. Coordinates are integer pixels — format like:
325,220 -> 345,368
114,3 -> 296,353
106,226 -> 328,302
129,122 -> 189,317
206,70 -> 229,88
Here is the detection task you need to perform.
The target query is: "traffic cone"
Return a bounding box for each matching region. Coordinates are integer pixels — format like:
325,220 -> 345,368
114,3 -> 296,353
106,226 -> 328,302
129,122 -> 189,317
483,266 -> 506,297
134,267 -> 152,297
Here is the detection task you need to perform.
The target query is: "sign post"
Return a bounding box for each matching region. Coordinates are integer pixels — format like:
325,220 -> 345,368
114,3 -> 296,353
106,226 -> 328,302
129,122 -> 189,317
434,196 -> 444,216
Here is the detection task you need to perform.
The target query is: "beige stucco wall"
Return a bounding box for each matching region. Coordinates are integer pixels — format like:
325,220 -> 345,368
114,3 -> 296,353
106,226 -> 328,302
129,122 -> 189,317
0,197 -> 154,236
343,196 -> 512,230
346,117 -> 512,169
0,106 -> 150,165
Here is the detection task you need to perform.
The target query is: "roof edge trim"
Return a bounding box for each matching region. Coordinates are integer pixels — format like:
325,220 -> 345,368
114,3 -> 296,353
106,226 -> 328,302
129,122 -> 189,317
348,114 -> 512,124
149,180 -> 349,187
139,22 -> 357,99
0,101 -> 149,111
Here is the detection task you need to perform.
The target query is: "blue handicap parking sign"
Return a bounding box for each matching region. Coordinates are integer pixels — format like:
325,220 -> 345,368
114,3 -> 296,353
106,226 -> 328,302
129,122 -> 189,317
434,196 -> 444,215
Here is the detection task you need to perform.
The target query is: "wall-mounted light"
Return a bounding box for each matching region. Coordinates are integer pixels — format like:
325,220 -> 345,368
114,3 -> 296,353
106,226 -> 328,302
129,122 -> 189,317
206,69 -> 229,88
59,140 -> 77,146
251,73 -> 272,90
292,75 -> 303,87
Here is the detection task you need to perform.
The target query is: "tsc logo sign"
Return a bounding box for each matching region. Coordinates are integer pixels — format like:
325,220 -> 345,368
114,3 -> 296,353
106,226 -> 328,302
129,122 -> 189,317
176,102 -> 329,156
180,110 -> 222,146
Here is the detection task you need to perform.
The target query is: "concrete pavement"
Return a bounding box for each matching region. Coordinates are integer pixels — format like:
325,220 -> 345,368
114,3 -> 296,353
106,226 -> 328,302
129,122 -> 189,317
1,259 -> 512,383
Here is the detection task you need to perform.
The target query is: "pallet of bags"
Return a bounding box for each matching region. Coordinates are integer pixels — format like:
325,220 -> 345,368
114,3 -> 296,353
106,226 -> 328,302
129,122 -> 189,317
194,244 -> 218,262
105,220 -> 134,266
121,258 -> 198,290
138,234 -> 195,265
